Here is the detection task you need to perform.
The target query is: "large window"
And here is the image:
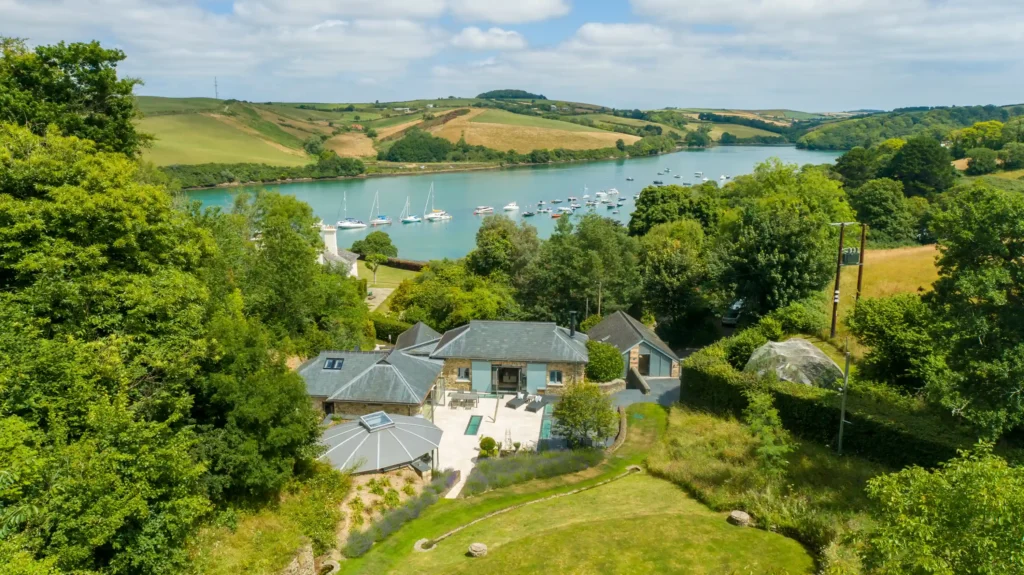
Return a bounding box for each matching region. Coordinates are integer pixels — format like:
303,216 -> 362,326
324,358 -> 345,370
457,367 -> 471,381
549,370 -> 563,385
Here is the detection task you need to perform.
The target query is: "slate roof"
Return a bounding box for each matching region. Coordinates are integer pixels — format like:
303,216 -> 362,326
394,322 -> 441,351
587,311 -> 679,361
298,350 -> 442,405
323,248 -> 359,266
429,320 -> 589,363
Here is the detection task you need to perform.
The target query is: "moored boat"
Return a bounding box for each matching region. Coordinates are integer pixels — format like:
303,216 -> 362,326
503,202 -> 519,211
473,206 -> 494,215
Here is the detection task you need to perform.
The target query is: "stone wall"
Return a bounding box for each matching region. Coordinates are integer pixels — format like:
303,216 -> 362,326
439,358 -> 472,391
670,360 -> 680,378
595,378 -> 626,394
628,346 -> 640,372
541,361 -> 586,394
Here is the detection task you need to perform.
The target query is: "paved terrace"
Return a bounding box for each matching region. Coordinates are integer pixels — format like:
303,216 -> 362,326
432,392 -> 545,498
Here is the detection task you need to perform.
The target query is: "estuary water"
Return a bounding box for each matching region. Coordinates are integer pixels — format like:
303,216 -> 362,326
186,146 -> 841,261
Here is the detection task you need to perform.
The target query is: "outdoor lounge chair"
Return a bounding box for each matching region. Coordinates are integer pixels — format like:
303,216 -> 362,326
525,397 -> 547,412
505,394 -> 528,409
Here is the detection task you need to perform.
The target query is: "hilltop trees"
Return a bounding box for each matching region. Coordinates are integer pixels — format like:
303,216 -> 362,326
847,178 -> 916,244
0,38 -> 149,156
881,137 -> 956,197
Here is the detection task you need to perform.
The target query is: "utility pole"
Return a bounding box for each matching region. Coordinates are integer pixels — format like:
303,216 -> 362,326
830,223 -> 846,338
214,76 -> 219,100
856,224 -> 867,302
838,341 -> 851,456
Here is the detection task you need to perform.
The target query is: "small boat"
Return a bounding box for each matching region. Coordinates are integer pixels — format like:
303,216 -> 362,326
568,196 -> 578,202
400,196 -> 421,223
725,175 -> 732,179
368,191 -> 392,226
657,172 -> 664,175
551,212 -> 562,219
537,207 -> 552,214
653,180 -> 664,185
583,194 -> 590,199
551,199 -> 563,204
625,177 -> 634,181
612,210 -> 620,214
665,168 -> 671,172
503,202 -> 519,211
702,177 -> 710,182
675,175 -> 682,179
570,203 -> 581,209
473,206 -> 494,215
522,211 -> 536,217
558,206 -> 574,213
586,200 -> 597,206
537,200 -> 546,205
337,192 -> 367,229
617,201 -> 625,207
633,194 -> 640,200
606,203 -> 616,210
695,171 -> 703,177
608,188 -> 619,195
720,175 -> 727,181
422,183 -> 452,221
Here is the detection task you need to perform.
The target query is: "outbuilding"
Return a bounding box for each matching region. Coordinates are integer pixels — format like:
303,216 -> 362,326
587,311 -> 680,378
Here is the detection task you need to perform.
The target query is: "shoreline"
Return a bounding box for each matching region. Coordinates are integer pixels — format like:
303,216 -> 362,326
178,147 -> 703,191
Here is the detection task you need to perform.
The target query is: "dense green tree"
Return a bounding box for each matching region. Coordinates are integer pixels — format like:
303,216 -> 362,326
466,215 -> 539,281
551,382 -> 617,448
0,38 -> 149,156
723,158 -> 854,223
627,182 -> 721,236
798,105 -> 1012,150
585,340 -> 625,383
833,146 -> 879,189
949,120 -> 1005,158
303,134 -> 326,155
1001,142 -> 1024,170
381,128 -> 452,162
847,178 -> 916,244
864,444 -> 1024,574
579,313 -> 603,333
882,136 -> 956,198
639,219 -> 711,322
723,197 -> 835,315
615,138 -> 626,151
965,147 -> 999,175
846,294 -> 942,393
927,184 -> 1024,434
719,132 -> 738,144
1001,117 -> 1024,144
519,215 -> 641,321
685,130 -> 711,147
389,259 -> 519,331
350,230 -> 398,258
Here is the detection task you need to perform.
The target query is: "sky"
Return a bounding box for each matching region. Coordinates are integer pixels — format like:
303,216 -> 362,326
3,0 -> 1023,111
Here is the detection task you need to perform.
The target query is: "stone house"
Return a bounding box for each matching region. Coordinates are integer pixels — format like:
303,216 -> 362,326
299,320 -> 589,417
587,311 -> 680,378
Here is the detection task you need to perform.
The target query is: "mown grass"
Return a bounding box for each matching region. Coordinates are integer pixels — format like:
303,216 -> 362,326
471,109 -> 604,132
338,403 -> 669,575
138,114 -> 310,166
357,262 -> 420,289
647,407 -> 889,574
137,95 -> 224,116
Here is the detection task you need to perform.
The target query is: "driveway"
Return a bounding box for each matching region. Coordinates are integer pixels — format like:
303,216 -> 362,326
365,287 -> 393,312
611,377 -> 680,409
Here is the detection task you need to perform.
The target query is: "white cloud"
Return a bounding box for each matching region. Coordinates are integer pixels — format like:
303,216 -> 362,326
449,0 -> 570,24
567,23 -> 674,51
451,27 -> 526,50
233,0 -> 447,25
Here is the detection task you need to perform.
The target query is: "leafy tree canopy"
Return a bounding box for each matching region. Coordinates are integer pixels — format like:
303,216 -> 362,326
389,259 -> 519,331
585,340 -> 624,383
350,230 -> 398,258
0,38 -> 150,156
476,89 -> 547,100
882,136 -> 957,198
628,182 -> 721,237
466,214 -> 540,281
848,178 -> 916,244
551,382 -> 618,448
964,147 -> 999,175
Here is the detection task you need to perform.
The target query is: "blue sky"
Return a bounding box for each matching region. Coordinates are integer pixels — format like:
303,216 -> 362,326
3,0 -> 1023,111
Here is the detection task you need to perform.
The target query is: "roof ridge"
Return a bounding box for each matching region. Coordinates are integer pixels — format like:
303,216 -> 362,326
327,360 -> 384,401
388,361 -> 421,404
431,324 -> 470,356
552,325 -> 588,362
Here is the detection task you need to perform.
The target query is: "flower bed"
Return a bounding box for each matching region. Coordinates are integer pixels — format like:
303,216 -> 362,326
461,450 -> 605,497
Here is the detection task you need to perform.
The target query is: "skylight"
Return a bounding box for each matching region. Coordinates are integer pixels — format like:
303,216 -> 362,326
323,358 -> 345,370
359,411 -> 395,433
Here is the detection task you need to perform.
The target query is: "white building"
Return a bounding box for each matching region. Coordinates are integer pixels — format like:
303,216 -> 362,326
318,224 -> 359,278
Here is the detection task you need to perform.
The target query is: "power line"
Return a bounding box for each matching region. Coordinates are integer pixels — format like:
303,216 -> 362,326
214,77 -> 219,100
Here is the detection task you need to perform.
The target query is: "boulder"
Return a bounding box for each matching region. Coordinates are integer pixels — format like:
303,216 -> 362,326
727,510 -> 751,527
744,338 -> 843,388
468,542 -> 488,557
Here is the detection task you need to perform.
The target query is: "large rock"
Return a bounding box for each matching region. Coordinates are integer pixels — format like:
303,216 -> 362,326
744,338 -> 843,388
728,510 -> 752,527
468,542 -> 488,557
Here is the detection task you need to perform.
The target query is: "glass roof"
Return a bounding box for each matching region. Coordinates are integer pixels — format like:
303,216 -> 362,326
359,411 -> 395,432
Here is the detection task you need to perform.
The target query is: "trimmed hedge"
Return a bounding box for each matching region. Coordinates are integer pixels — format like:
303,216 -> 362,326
370,313 -> 412,344
343,469 -> 458,557
461,449 -> 605,497
681,319 -> 981,469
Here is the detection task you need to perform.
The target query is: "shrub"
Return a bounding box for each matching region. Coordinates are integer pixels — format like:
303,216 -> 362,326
764,300 -> 828,335
846,294 -> 938,393
461,450 -> 605,496
382,488 -> 400,510
552,382 -> 618,448
724,328 -> 769,370
479,436 -> 497,458
370,313 -> 412,344
965,147 -> 999,175
579,313 -> 603,333
282,464 -> 352,554
585,340 -> 624,382
402,483 -> 415,497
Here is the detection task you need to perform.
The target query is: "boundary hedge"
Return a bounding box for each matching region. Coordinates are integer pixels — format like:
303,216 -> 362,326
370,313 -> 412,344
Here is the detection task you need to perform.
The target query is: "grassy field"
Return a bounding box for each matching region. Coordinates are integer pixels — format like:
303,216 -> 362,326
325,132 -> 376,157
434,109 -> 639,152
138,114 -> 309,166
585,113 -> 686,137
470,109 -> 605,132
357,261 -> 420,288
137,96 -> 224,116
705,123 -> 782,140
341,403 -> 814,575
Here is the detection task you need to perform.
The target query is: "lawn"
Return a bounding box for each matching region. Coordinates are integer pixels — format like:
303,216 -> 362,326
340,403 -> 815,574
358,261 -> 419,288
706,123 -> 781,140
138,114 -> 310,166
399,475 -> 813,575
434,109 -> 638,152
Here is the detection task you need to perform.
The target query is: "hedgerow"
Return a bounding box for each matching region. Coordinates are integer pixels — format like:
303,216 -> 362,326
461,449 -> 605,497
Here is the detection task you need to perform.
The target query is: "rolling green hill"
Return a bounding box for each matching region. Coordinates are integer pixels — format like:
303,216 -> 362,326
138,114 -> 309,166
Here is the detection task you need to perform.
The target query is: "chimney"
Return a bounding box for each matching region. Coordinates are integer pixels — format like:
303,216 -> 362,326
322,224 -> 338,256
569,311 -> 577,337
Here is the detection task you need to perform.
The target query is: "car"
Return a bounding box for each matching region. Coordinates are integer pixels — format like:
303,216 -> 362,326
721,299 -> 745,326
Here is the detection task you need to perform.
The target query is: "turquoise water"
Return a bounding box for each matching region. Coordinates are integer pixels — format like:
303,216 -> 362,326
186,146 -> 841,260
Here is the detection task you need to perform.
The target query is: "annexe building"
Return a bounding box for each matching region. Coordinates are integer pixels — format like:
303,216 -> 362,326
587,311 -> 680,378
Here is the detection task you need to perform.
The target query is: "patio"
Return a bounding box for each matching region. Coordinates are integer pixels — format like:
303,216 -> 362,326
432,391 -> 546,498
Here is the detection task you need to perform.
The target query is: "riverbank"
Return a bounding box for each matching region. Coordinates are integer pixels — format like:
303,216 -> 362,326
176,148 -> 697,191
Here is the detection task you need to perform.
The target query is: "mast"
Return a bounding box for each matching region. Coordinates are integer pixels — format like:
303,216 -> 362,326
343,192 -> 348,220
422,184 -> 431,218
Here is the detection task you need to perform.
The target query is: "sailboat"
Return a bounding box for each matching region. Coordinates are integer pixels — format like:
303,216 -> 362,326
422,183 -> 451,222
337,192 -> 367,229
400,196 -> 421,223
368,191 -> 392,226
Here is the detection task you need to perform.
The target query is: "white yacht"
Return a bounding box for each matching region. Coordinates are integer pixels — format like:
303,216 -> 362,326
607,188 -> 620,195
368,191 -> 392,226
400,196 -> 420,224
337,192 -> 367,229
422,183 -> 452,221
568,196 -> 578,202
503,202 -> 519,211
702,177 -> 710,182
473,206 -> 494,215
